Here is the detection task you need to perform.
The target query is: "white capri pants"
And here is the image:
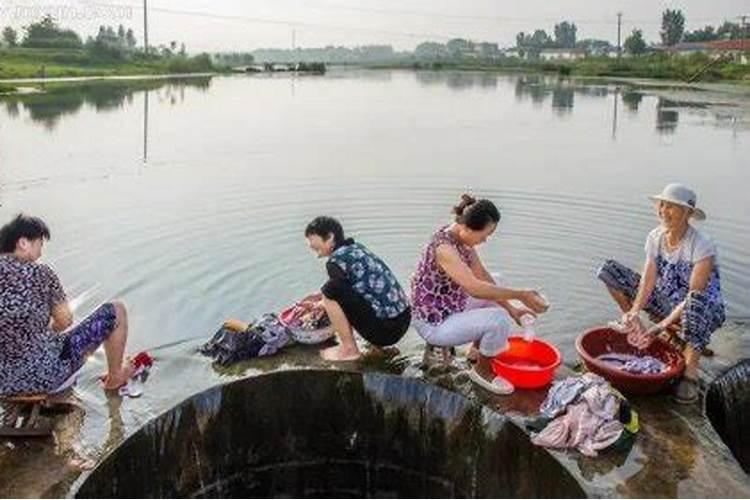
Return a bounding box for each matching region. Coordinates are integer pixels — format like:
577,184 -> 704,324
413,273 -> 513,357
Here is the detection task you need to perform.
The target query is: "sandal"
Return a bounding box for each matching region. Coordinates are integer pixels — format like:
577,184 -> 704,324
468,369 -> 514,395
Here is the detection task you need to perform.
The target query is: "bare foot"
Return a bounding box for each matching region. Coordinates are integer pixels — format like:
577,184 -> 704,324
466,346 -> 479,364
320,345 -> 361,361
103,363 -> 136,390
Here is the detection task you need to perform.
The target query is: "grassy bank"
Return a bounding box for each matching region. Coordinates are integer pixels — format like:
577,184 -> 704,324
0,47 -> 219,80
366,53 -> 750,84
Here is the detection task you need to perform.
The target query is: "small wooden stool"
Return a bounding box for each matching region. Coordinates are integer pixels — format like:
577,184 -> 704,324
0,394 -> 53,437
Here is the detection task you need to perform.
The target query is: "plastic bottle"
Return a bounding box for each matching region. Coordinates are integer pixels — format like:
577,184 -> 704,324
521,314 -> 536,342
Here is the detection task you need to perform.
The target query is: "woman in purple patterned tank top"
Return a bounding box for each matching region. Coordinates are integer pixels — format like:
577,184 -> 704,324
411,195 -> 549,395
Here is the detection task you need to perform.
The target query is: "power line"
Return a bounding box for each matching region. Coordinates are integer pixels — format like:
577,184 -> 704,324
94,1 -> 731,29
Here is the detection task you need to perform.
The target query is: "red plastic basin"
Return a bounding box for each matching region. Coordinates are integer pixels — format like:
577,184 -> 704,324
576,327 -> 685,395
491,336 -> 562,389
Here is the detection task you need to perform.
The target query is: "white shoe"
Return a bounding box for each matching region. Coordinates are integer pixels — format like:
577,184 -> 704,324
468,369 -> 514,395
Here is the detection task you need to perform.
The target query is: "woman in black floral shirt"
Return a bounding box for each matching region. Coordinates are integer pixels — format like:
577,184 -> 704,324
0,214 -> 134,396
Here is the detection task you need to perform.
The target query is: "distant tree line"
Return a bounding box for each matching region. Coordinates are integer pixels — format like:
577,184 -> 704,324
252,45 -> 406,64
621,11 -> 749,56
0,15 -> 198,62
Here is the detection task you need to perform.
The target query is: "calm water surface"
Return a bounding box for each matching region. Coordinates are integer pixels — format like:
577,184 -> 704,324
1,70 -> 748,363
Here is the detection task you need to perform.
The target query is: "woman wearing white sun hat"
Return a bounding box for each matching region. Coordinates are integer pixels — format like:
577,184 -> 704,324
597,183 -> 725,404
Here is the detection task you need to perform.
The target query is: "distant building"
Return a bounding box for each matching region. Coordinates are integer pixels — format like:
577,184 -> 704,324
656,38 -> 750,64
476,42 -> 500,59
538,48 -> 587,61
706,39 -> 750,64
503,48 -> 525,59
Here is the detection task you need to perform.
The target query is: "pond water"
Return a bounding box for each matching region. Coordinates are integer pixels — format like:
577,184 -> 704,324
1,70 -> 748,366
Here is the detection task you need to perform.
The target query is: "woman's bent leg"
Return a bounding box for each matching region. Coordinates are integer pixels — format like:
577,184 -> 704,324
681,291 -> 725,379
430,307 -> 511,354
61,301 -> 133,390
320,296 -> 362,361
597,259 -> 672,320
102,301 -> 134,389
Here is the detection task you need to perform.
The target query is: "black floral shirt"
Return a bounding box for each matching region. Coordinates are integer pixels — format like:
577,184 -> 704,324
0,254 -> 70,395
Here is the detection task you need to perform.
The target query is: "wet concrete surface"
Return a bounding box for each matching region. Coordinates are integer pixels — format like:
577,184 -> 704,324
1,326 -> 750,498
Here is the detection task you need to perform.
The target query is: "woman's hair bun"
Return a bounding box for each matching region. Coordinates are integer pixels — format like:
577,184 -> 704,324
452,193 -> 477,216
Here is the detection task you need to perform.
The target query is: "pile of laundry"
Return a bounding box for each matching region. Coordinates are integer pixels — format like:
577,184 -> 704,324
200,313 -> 294,366
597,353 -> 667,375
529,373 -> 639,457
200,295 -> 335,366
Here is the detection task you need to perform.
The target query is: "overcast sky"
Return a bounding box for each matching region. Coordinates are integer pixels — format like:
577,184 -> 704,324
1,0 -> 748,52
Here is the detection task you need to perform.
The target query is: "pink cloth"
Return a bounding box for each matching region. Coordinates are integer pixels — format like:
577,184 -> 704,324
532,384 -> 624,457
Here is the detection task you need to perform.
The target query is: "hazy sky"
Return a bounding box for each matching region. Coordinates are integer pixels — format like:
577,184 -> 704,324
1,0 -> 748,52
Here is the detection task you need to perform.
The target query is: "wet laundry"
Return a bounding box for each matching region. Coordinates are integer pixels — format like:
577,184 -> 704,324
200,313 -> 293,366
530,374 -> 638,457
597,353 -> 667,375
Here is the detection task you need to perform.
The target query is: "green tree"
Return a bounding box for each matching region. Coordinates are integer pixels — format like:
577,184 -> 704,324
2,26 -> 18,47
683,25 -> 717,42
125,28 -> 137,49
554,21 -> 577,48
21,15 -> 83,48
624,29 -> 647,55
660,9 -> 685,46
415,41 -> 447,59
716,21 -> 743,40
529,29 -> 552,48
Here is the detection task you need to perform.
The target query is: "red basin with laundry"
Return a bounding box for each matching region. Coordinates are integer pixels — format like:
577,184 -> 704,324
491,337 -> 562,389
576,327 -> 685,395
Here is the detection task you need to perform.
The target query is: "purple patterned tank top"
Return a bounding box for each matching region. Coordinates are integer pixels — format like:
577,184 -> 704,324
411,226 -> 473,325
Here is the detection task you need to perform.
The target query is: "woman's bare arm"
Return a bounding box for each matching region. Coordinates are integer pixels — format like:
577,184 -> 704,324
50,302 -> 73,333
436,245 -> 548,313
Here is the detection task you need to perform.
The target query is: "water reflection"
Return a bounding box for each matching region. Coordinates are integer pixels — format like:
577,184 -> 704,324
513,75 -> 610,114
622,91 -> 644,113
656,98 -> 680,134
1,77 -> 211,130
415,70 -> 497,90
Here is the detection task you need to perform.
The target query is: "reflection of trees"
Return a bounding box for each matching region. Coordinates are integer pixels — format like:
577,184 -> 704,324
656,98 -> 680,134
514,75 -> 548,105
514,76 -> 613,114
552,86 -> 575,114
622,91 -> 644,112
414,71 -> 497,90
0,77 -> 212,129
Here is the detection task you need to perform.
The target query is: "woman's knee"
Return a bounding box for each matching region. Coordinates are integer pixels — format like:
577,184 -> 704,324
110,300 -> 128,329
596,259 -> 619,279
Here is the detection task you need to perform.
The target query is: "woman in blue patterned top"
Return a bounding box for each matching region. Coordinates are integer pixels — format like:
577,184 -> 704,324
597,184 -> 725,404
305,216 -> 411,361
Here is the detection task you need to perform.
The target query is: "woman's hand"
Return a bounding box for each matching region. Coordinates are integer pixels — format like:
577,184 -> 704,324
505,305 -> 535,327
621,309 -> 640,325
518,290 -> 549,314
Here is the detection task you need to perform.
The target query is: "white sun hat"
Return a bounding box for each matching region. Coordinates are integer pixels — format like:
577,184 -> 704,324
649,183 -> 706,221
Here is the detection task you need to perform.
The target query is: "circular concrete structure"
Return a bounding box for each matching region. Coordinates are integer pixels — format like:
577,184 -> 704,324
75,370 -> 585,498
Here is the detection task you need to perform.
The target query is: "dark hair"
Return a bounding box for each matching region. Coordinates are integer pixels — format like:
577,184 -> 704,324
0,214 -> 51,253
453,194 -> 500,231
305,216 -> 346,248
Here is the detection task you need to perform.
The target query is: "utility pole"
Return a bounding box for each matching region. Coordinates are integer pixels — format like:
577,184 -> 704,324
292,28 -> 296,50
617,12 -> 623,58
143,0 -> 149,55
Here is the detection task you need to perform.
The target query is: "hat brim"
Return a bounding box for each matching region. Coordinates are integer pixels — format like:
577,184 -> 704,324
649,195 -> 706,221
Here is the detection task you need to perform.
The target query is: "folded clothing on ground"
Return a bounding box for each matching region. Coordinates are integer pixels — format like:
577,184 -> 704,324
530,374 -> 638,457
